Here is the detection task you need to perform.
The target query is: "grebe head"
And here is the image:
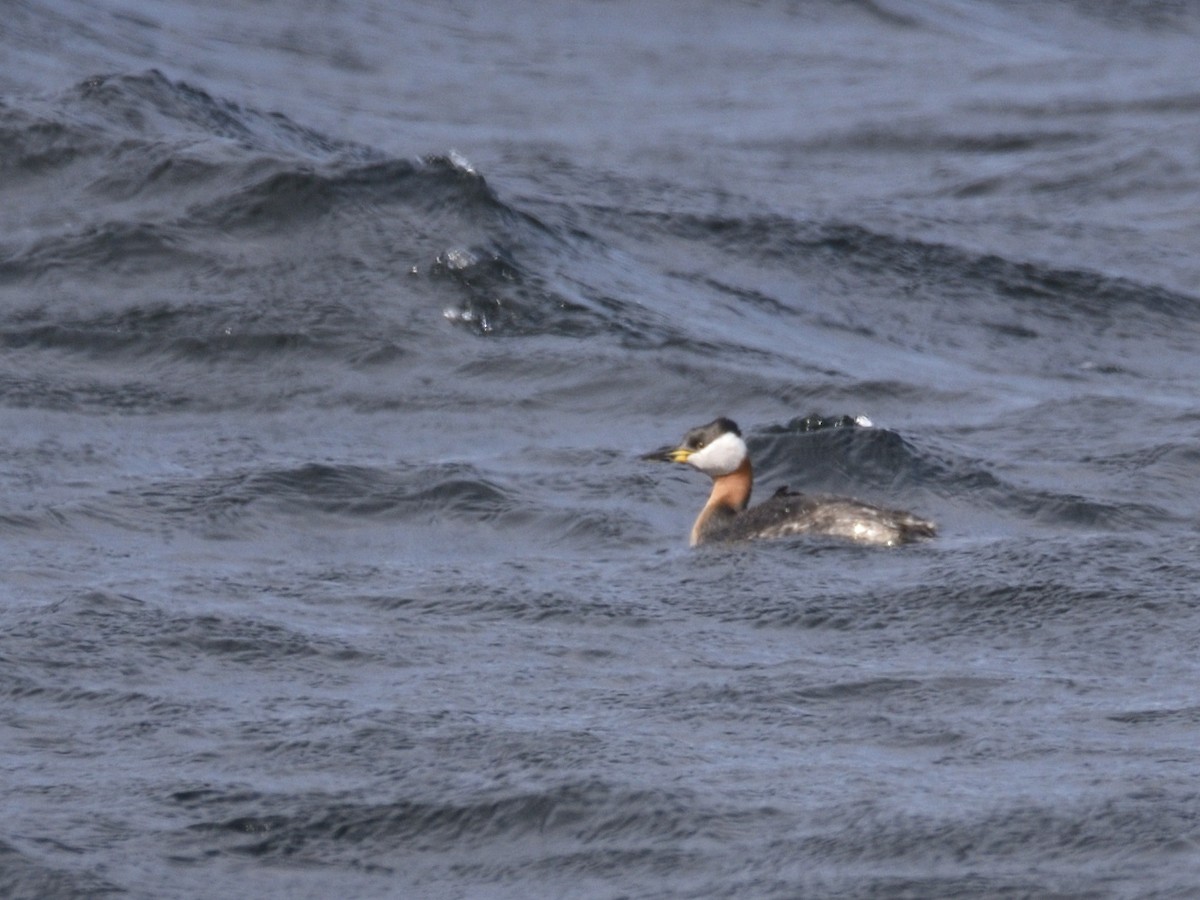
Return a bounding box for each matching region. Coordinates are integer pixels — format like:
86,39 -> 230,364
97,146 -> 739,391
641,417 -> 748,477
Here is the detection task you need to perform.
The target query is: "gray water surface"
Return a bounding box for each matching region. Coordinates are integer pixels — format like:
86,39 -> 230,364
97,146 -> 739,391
3,2 -> 1200,897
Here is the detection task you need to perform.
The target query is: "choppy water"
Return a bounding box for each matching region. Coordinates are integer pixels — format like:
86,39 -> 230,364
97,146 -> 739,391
3,2 -> 1200,897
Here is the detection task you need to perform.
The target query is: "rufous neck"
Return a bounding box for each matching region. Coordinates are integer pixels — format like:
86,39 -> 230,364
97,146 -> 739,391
707,457 -> 753,512
689,458 -> 753,546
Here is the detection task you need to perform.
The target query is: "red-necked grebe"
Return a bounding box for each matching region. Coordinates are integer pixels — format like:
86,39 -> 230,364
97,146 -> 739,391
642,417 -> 935,547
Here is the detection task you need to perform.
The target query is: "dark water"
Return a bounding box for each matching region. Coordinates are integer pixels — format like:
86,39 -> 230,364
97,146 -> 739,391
4,1 -> 1200,897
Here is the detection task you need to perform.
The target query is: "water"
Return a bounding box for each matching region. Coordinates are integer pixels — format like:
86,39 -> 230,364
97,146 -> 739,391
3,1 -> 1200,897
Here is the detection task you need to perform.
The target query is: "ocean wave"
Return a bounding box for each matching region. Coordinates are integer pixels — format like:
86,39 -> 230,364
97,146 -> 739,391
753,418 -> 927,483
172,779 -> 726,862
0,366 -> 193,413
88,462 -> 518,536
0,839 -> 121,899
62,70 -> 359,158
624,209 -> 1200,327
0,220 -> 197,281
185,154 -> 509,234
0,70 -> 658,347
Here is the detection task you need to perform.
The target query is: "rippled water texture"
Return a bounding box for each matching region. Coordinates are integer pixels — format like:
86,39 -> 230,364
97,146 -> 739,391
3,2 -> 1200,897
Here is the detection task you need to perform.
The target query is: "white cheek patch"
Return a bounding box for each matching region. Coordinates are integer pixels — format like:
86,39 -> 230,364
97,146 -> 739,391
687,431 -> 747,476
